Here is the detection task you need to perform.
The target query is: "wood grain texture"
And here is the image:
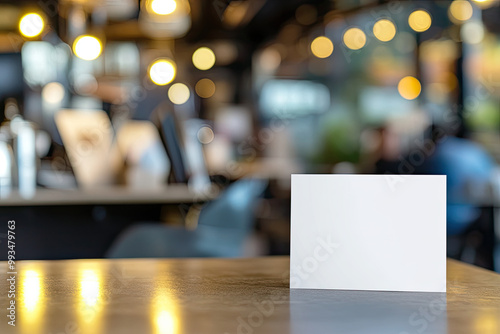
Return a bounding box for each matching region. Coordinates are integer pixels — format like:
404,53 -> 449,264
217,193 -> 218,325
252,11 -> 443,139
0,257 -> 498,334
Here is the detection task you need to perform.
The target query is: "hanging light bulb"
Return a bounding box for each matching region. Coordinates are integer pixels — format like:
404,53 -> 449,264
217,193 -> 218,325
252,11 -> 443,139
19,13 -> 45,38
73,35 -> 103,61
149,58 -> 177,86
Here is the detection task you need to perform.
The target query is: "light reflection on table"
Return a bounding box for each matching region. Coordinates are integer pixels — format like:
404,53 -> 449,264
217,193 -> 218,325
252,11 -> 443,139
19,268 -> 44,334
78,267 -> 104,334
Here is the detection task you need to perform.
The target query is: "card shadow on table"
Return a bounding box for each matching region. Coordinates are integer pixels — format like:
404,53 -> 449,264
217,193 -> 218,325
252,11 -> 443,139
290,289 -> 447,334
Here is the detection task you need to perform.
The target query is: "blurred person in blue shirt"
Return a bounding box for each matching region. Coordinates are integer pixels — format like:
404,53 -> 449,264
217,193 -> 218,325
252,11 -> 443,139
375,124 -> 495,236
421,134 -> 495,235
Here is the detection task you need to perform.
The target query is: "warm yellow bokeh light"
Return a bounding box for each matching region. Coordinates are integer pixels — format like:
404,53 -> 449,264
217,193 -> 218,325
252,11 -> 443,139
73,35 -> 102,61
310,36 -> 334,58
343,28 -> 366,50
398,76 -> 421,100
449,0 -> 473,22
192,47 -> 216,70
195,78 -> 216,98
149,59 -> 176,86
471,0 -> 496,9
408,10 -> 432,32
373,19 -> 396,42
42,82 -> 65,104
168,83 -> 190,105
19,13 -> 44,38
151,0 -> 177,15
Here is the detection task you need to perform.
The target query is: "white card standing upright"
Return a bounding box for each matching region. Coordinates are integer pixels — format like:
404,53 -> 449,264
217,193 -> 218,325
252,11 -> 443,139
290,174 -> 446,292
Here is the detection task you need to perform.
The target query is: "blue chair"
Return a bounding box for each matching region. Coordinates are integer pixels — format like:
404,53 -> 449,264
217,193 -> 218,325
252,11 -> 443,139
106,178 -> 268,258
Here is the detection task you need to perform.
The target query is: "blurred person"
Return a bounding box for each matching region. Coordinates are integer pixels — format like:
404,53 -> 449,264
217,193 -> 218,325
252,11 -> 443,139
419,125 -> 495,236
414,125 -> 495,269
374,123 -> 496,268
375,123 -> 495,236
373,126 -> 403,175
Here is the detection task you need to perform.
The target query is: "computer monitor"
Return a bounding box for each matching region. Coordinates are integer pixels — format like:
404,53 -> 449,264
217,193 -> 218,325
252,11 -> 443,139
0,53 -> 24,118
153,102 -> 189,184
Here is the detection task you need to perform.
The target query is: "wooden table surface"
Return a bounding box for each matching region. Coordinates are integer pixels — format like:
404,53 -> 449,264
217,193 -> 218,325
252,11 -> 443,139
0,257 -> 499,334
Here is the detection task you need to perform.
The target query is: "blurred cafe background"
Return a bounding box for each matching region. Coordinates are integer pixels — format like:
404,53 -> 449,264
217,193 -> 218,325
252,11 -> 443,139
0,0 -> 499,271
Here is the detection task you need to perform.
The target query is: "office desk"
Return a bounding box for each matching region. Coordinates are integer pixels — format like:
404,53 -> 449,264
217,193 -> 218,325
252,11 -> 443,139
1,257 -> 499,334
0,185 -> 215,260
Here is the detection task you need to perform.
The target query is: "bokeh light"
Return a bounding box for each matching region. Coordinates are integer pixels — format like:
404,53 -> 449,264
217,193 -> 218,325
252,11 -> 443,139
19,13 -> 44,38
73,35 -> 102,61
471,0 -> 497,9
259,46 -> 282,71
343,28 -> 366,50
192,47 -> 216,70
151,0 -> 177,15
195,78 -> 216,98
461,21 -> 484,44
42,82 -> 65,104
168,83 -> 190,105
149,59 -> 176,86
398,76 -> 421,100
449,0 -> 473,23
373,19 -> 396,42
311,36 -> 334,58
197,126 -> 215,144
408,10 -> 432,32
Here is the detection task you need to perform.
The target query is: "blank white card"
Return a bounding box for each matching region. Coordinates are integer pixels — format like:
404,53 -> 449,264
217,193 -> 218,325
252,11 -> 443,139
290,174 -> 446,292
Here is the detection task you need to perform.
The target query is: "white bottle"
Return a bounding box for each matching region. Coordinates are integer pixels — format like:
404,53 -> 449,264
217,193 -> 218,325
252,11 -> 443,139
16,121 -> 36,198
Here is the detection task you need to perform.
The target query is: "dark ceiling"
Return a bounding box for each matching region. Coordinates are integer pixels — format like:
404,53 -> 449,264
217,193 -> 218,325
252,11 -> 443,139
3,0 -> 500,51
